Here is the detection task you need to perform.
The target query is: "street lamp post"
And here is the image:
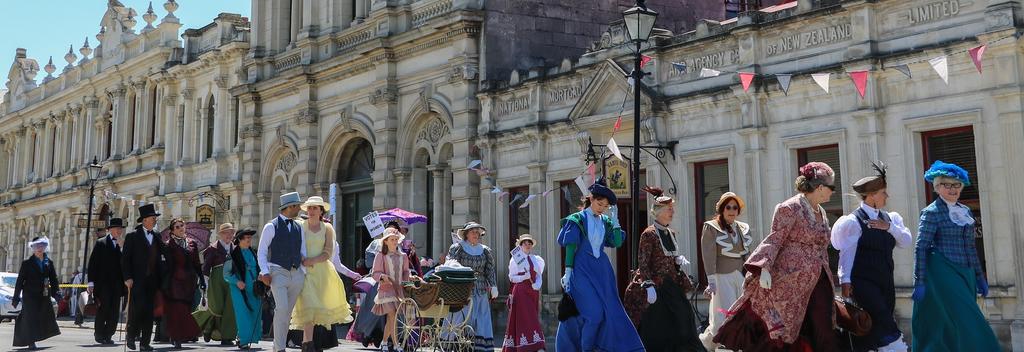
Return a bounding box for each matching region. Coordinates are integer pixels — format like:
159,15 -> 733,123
80,156 -> 103,288
623,1 -> 658,249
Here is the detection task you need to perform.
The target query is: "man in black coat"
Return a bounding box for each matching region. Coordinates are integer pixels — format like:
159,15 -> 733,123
88,218 -> 127,345
121,205 -> 165,351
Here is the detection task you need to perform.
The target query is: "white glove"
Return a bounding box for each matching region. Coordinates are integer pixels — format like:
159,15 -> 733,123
532,279 -> 542,291
759,269 -> 772,289
561,268 -> 573,291
608,205 -> 621,228
674,255 -> 690,267
646,286 -> 657,304
489,286 -> 499,299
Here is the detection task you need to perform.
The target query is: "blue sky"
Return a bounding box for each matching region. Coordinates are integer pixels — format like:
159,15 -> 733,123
0,1 -> 250,83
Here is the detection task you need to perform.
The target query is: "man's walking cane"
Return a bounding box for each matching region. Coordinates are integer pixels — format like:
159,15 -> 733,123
121,287 -> 132,352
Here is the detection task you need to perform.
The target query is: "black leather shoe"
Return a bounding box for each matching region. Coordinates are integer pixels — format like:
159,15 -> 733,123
126,339 -> 137,350
220,340 -> 234,346
172,341 -> 182,349
238,344 -> 250,350
139,344 -> 153,351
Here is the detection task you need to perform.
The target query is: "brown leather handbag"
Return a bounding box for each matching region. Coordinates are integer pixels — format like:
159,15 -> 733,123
834,296 -> 872,336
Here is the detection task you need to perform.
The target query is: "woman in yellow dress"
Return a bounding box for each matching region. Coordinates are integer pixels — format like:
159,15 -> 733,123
292,196 -> 352,352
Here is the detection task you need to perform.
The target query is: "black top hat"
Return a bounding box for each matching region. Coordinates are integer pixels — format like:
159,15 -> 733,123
589,177 -> 618,204
136,204 -> 161,223
106,218 -> 126,229
233,229 -> 257,242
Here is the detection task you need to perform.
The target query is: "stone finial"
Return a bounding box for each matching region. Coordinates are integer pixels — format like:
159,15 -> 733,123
79,38 -> 93,59
97,26 -> 106,43
15,48 -> 26,59
142,2 -> 157,31
162,0 -> 179,23
64,45 -> 77,67
43,56 -> 56,80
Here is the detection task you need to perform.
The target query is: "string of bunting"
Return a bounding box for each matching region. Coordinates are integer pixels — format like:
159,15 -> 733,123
469,158 -> 599,209
662,33 -> 1019,98
102,189 -> 170,209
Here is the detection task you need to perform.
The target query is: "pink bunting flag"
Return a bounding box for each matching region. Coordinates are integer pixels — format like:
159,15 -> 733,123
613,115 -> 623,131
519,195 -> 537,209
640,54 -> 654,69
498,191 -> 510,200
848,70 -> 869,98
739,72 -> 756,92
542,189 -> 554,197
969,45 -> 986,74
587,162 -> 596,180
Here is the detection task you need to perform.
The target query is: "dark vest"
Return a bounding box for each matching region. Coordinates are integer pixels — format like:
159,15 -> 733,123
850,208 -> 897,284
269,217 -> 303,270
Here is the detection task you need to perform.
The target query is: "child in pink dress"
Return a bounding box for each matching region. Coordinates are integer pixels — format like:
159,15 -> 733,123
372,228 -> 415,351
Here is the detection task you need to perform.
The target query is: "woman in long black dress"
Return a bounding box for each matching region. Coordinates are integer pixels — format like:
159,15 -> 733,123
12,236 -> 61,350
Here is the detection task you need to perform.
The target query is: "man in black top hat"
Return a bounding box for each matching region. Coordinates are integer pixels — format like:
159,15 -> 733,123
87,218 -> 126,345
121,205 -> 165,351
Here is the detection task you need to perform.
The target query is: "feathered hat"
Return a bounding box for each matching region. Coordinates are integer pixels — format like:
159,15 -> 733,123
924,160 -> 970,186
643,186 -> 674,215
852,161 -> 888,195
28,236 -> 50,251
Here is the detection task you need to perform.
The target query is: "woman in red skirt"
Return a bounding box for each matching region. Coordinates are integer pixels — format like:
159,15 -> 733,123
502,234 -> 545,352
162,218 -> 204,349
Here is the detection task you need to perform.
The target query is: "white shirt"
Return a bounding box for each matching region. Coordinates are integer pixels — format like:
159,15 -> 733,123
257,214 -> 308,275
508,254 -> 545,291
330,242 -> 361,279
830,203 -> 914,284
143,228 -> 154,245
218,240 -> 233,253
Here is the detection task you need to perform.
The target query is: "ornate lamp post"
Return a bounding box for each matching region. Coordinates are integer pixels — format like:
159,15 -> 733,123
80,156 -> 103,285
623,1 -> 658,248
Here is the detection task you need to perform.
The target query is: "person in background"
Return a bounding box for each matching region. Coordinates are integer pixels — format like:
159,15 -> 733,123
225,229 -> 263,350
348,220 -> 402,347
502,234 -> 546,352
556,178 -> 644,352
911,161 -> 999,351
371,228 -> 419,352
624,186 -> 704,352
830,162 -> 911,351
401,240 -> 422,277
162,218 -> 205,349
698,192 -> 754,350
71,270 -> 84,326
446,222 -> 499,351
88,218 -> 127,345
715,162 -> 840,351
12,236 -> 61,350
194,223 -> 238,346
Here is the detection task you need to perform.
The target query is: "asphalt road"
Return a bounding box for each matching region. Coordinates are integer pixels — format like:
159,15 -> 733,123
0,319 -> 379,352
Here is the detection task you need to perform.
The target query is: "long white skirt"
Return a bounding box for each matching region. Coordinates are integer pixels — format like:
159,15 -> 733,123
699,270 -> 745,350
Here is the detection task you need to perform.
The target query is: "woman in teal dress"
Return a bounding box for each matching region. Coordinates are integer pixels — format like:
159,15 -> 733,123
224,229 -> 263,350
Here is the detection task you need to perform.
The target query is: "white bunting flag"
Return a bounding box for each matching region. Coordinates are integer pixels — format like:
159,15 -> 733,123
929,55 -> 949,85
519,194 -> 537,209
491,186 -> 503,194
467,159 -> 481,170
700,68 -> 722,78
608,137 -> 624,161
575,175 -> 591,196
811,73 -> 831,93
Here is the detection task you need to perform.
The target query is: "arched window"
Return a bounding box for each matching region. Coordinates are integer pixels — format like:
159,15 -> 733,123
205,97 -> 215,159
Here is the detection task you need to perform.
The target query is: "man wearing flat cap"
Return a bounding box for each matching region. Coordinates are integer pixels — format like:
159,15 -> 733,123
830,162 -> 912,351
88,218 -> 127,345
257,192 -> 308,352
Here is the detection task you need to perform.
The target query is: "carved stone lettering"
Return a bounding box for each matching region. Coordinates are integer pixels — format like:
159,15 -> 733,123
547,84 -> 584,105
494,96 -> 530,117
900,0 -> 970,26
672,48 -> 739,77
765,20 -> 852,58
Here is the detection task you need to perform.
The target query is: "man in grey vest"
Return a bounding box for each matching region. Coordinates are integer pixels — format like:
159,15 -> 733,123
257,192 -> 308,352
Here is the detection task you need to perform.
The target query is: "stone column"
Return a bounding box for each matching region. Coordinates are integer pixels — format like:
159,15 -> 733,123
180,89 -> 195,165
69,106 -> 82,171
427,164 -> 447,252
354,0 -> 368,23
82,98 -> 98,164
162,94 -> 179,166
108,87 -> 127,160
290,0 -> 302,46
132,82 -> 147,154
340,0 -> 355,29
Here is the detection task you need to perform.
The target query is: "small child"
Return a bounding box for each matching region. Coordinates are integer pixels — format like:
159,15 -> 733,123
371,228 -> 419,351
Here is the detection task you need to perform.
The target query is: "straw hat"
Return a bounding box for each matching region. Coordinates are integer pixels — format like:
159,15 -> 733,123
217,222 -> 236,234
380,228 -> 406,243
301,196 -> 331,212
515,234 -> 535,247
715,192 -> 746,213
455,222 -> 487,240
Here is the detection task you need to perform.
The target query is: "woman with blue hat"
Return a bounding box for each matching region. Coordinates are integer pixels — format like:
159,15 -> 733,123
911,161 -> 998,351
555,178 -> 644,352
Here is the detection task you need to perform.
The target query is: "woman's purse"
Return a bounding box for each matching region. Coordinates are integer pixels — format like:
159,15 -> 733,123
833,296 -> 872,336
557,292 -> 579,321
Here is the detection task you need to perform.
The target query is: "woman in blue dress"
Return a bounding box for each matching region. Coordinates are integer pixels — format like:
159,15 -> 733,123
224,229 -> 263,350
911,161 -> 999,351
556,178 -> 644,352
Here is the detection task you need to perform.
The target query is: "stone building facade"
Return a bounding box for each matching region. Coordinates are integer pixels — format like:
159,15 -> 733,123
7,0 -> 1023,349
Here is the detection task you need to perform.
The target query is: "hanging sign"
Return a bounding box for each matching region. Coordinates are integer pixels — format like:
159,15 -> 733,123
605,158 -> 631,198
196,205 -> 216,229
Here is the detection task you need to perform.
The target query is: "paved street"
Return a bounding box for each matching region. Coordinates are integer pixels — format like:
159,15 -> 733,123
0,319 -> 377,352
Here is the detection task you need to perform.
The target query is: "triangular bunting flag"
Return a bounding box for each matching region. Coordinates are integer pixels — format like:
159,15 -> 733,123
739,72 -> 756,92
640,55 -> 654,69
700,68 -> 721,78
627,76 -> 635,88
561,186 -> 573,203
848,70 -> 869,98
542,189 -> 554,197
587,162 -> 596,180
929,56 -> 949,85
969,45 -> 986,74
891,64 -> 912,78
491,186 -> 503,194
776,74 -> 793,95
498,191 -> 510,200
519,194 -> 537,209
574,176 -> 590,196
608,137 -> 624,161
510,193 -> 525,205
475,168 -> 490,176
613,115 -> 623,131
811,73 -> 831,93
1016,30 -> 1024,40
671,62 -> 687,74
467,159 -> 481,170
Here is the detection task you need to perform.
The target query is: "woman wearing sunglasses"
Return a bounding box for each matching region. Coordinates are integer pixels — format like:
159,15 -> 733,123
911,161 -> 998,351
697,191 -> 753,351
715,161 -> 840,351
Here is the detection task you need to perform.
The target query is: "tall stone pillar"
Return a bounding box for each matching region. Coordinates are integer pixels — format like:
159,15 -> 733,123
290,0 -> 302,46
354,0 -> 368,23
108,86 -> 128,160
180,89 -> 195,165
